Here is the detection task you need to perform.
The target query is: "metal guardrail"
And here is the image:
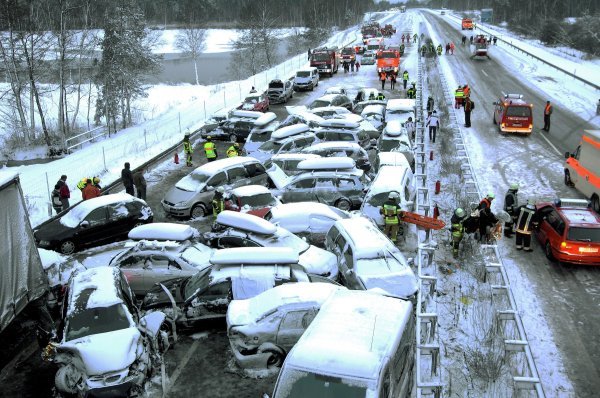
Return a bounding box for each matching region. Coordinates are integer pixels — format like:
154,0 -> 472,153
65,126 -> 107,151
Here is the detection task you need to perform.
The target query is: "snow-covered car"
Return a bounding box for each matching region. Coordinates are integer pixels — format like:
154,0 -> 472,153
280,109 -> 325,129
308,94 -> 353,111
301,141 -> 371,172
372,151 -> 414,175
352,99 -> 387,114
38,248 -> 86,308
224,185 -> 282,218
293,67 -> 319,91
249,124 -> 317,163
385,98 -> 416,124
33,193 -> 153,255
267,79 -> 294,104
226,282 -> 344,369
360,104 -> 386,131
265,153 -> 322,176
127,222 -> 200,242
204,211 -> 338,279
325,217 -> 419,299
199,107 -> 232,138
360,165 -> 416,227
310,106 -> 355,120
243,112 -> 280,156
324,86 -> 348,96
141,247 -> 338,328
313,119 -> 372,149
263,202 -> 352,247
109,239 -> 214,296
361,50 -> 376,65
239,92 -> 270,112
208,110 -> 263,142
49,267 -> 171,397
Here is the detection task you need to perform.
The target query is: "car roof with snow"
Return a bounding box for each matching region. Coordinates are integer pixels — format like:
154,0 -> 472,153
67,267 -> 124,315
302,141 -> 363,152
271,153 -> 321,161
361,104 -> 386,115
325,86 -> 346,94
284,289 -> 413,380
268,202 -> 350,223
334,217 -> 399,259
253,112 -> 277,126
230,185 -> 272,197
288,169 -> 364,183
296,157 -> 357,171
386,98 -> 416,111
383,119 -> 409,135
365,166 -> 411,196
227,282 -> 343,326
229,109 -> 263,119
62,193 -> 143,225
271,123 -> 310,140
215,210 -> 277,235
318,119 -> 360,130
210,247 -> 299,266
128,223 -> 199,241
311,106 -> 351,115
314,94 -> 342,103
297,67 -> 317,73
192,156 -> 261,175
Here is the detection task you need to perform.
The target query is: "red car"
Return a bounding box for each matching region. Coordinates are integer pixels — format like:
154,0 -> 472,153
535,199 -> 600,265
239,92 -> 270,112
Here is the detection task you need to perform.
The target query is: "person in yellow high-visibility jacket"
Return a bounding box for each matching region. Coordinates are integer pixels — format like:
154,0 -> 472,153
380,192 -> 403,242
454,86 -> 464,108
183,133 -> 194,166
226,143 -> 240,157
203,136 -> 217,163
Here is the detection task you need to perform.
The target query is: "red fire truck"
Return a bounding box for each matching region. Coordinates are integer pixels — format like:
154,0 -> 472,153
310,47 -> 339,77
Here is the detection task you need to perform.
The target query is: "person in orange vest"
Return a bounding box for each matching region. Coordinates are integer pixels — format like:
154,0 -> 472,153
462,84 -> 470,98
380,71 -> 387,90
82,178 -> 101,200
542,100 -> 553,132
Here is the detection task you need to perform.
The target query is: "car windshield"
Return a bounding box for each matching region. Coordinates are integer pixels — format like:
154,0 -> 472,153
342,48 -> 354,55
249,131 -> 272,143
184,267 -> 212,298
65,303 -> 131,341
379,139 -> 408,152
296,71 -> 310,78
567,227 -> 600,243
506,106 -> 531,118
310,100 -> 331,109
267,229 -> 310,253
240,193 -> 277,207
175,171 -> 210,192
258,140 -> 283,152
367,192 -> 391,207
378,52 -> 397,58
276,368 -> 368,398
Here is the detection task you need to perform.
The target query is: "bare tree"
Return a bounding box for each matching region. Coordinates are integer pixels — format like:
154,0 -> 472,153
175,27 -> 207,85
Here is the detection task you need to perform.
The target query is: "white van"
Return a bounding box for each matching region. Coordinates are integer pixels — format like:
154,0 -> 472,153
247,123 -> 310,159
325,217 -> 419,298
372,151 -> 413,174
293,67 -> 319,91
269,289 -> 415,398
361,165 -> 416,227
386,98 -> 416,124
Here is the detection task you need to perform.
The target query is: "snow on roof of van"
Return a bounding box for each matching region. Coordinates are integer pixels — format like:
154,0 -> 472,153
216,210 -> 277,235
287,290 -> 413,380
230,185 -> 271,197
229,109 -> 263,119
303,141 -> 362,151
334,217 -> 397,258
254,112 -> 277,126
297,157 -> 356,170
377,152 -> 410,168
271,123 -> 310,140
128,223 -> 198,241
366,166 -> 410,195
361,104 -> 385,115
228,283 -> 343,326
271,153 -> 321,161
318,119 -> 360,129
268,203 -> 348,227
386,98 -> 416,111
68,267 -> 122,316
193,156 -> 260,175
210,247 -> 298,265
310,106 -> 350,115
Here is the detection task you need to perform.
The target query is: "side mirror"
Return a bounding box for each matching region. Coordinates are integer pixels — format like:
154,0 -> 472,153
80,220 -> 90,228
206,185 -> 215,192
345,269 -> 354,275
564,151 -> 570,159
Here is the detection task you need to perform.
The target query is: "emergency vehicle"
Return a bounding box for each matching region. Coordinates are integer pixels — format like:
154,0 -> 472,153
462,18 -> 474,30
340,47 -> 356,63
365,37 -> 384,52
564,130 -> 600,213
471,34 -> 490,59
376,48 -> 400,77
310,47 -> 339,77
492,93 -> 533,135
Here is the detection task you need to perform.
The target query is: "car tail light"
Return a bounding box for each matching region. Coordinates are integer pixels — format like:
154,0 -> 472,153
501,123 -> 505,129
529,124 -> 532,129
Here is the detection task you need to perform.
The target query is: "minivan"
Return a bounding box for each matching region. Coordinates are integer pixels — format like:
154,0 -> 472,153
325,217 -> 419,298
269,289 -> 415,398
301,141 -> 371,171
161,157 -> 270,218
243,112 -> 279,155
293,67 -> 319,91
252,132 -> 318,164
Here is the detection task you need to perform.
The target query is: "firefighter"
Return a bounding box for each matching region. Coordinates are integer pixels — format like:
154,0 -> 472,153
379,71 -> 387,90
226,142 -> 240,157
450,42 -> 455,54
427,96 -> 434,112
203,136 -> 217,163
399,43 -> 405,54
420,45 -> 427,57
402,70 -> 409,90
450,208 -> 467,258
454,85 -> 464,108
462,84 -> 470,98
380,192 -> 403,243
542,100 -> 553,132
515,200 -> 539,251
82,178 -> 101,200
429,42 -> 435,54
212,186 -> 226,218
503,183 -> 519,237
477,193 -> 498,242
461,35 -> 467,45
436,44 -> 442,55
76,177 -> 88,193
406,83 -> 416,99
413,33 -> 418,43
183,133 -> 194,166
376,92 -> 386,100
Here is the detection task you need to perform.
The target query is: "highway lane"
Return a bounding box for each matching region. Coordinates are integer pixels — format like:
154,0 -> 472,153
423,11 -> 600,397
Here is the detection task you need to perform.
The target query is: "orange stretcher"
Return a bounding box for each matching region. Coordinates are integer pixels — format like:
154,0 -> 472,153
400,211 -> 446,230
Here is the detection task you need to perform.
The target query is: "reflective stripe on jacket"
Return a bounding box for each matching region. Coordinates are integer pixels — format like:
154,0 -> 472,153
515,206 -> 536,234
184,141 -> 193,154
226,146 -> 238,157
204,142 -> 216,158
382,203 -> 399,225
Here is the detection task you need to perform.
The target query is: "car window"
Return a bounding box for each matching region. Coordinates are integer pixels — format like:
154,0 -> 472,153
118,255 -> 145,268
208,172 -> 226,187
280,141 -> 293,152
315,178 -> 336,189
337,178 -> 356,188
246,163 -> 265,177
545,210 -> 563,234
281,310 -> 315,330
343,245 -> 353,268
205,280 -> 231,296
290,178 -> 315,189
227,167 -> 247,183
108,203 -> 131,220
147,255 -> 170,269
217,236 -> 246,248
85,207 -> 107,226
339,133 -> 354,142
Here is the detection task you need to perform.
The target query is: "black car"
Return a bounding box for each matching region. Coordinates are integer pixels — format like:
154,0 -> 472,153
209,118 -> 257,142
309,94 -> 354,111
34,193 -> 153,255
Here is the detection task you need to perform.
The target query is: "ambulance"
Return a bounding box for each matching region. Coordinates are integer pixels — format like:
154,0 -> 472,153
564,130 -> 600,213
492,93 -> 533,135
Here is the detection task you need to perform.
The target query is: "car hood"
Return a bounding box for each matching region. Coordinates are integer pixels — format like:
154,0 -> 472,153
359,267 -> 418,298
295,77 -> 311,83
299,245 -> 338,279
35,218 -> 75,241
266,164 -> 291,190
60,327 -> 141,375
164,186 -> 199,205
226,299 -> 252,327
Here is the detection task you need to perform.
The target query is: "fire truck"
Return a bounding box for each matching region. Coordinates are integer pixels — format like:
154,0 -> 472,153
376,48 -> 400,77
492,93 -> 533,135
381,24 -> 396,37
471,34 -> 490,59
564,130 -> 600,213
362,22 -> 381,44
365,37 -> 384,52
341,47 -> 356,63
310,47 -> 339,77
462,18 -> 474,30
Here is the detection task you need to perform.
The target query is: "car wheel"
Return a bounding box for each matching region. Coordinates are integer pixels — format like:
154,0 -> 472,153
335,198 -> 352,211
591,195 -> 600,214
260,347 -> 285,368
60,240 -> 76,255
564,170 -> 572,186
229,134 -> 237,143
190,204 -> 207,219
492,114 -> 497,124
544,241 -> 555,261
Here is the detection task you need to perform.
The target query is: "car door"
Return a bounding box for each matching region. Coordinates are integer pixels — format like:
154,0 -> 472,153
276,308 -> 318,351
109,201 -> 140,236
187,279 -> 233,319
314,177 -> 338,205
117,255 -> 147,296
77,206 -> 110,245
143,254 -> 184,293
245,163 -> 267,186
537,207 -> 564,247
282,177 -> 315,203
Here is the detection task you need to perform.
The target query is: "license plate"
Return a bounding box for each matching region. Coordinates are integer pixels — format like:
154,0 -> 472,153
513,123 -> 522,127
579,247 -> 598,253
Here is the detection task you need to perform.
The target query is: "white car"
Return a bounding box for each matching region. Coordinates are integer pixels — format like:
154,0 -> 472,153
360,104 -> 386,131
324,86 -> 348,96
226,282 -> 344,369
264,202 -> 352,247
361,51 -> 376,65
385,98 -> 416,124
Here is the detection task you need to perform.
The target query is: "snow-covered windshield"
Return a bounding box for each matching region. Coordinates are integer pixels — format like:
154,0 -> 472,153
310,100 -> 331,109
65,303 -> 130,341
175,171 -> 210,192
265,229 -> 310,253
567,227 -> 600,243
506,106 -> 531,118
249,131 -> 272,143
240,193 -> 277,207
60,207 -> 89,228
184,268 -> 212,299
276,368 -> 368,397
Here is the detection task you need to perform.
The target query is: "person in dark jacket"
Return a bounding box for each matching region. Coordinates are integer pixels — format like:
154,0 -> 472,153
477,193 -> 498,242
450,208 -> 467,258
503,183 -> 519,237
427,96 -> 434,112
56,175 -> 70,211
515,200 -> 540,251
132,169 -> 147,200
121,162 -> 134,195
51,184 -> 63,214
464,96 -> 474,127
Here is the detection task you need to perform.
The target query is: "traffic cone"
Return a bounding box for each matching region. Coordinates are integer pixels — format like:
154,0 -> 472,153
435,180 -> 441,194
174,152 -> 179,164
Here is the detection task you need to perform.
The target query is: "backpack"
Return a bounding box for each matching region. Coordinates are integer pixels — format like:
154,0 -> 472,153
51,189 -> 62,206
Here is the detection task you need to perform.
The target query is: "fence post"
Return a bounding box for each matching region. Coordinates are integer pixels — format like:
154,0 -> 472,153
204,101 -> 207,120
45,172 -> 52,216
102,146 -> 107,171
239,84 -> 241,100
144,129 -> 147,149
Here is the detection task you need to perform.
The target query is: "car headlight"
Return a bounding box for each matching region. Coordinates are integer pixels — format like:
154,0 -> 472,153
174,201 -> 189,207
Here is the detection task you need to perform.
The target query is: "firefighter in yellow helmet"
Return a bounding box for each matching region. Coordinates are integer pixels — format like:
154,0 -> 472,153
226,142 -> 240,158
183,133 -> 194,166
203,136 -> 217,163
380,192 -> 403,243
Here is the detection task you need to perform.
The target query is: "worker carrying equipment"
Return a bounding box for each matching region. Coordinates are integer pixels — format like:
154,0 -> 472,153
380,192 -> 403,243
